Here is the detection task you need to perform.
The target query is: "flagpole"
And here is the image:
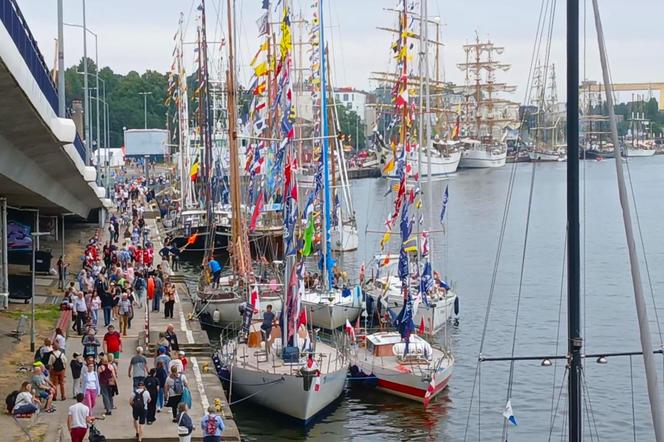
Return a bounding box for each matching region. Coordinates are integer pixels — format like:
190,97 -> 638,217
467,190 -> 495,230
319,0 -> 333,292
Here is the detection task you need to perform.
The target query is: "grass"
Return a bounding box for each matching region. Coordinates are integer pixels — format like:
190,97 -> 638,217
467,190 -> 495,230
0,304 -> 62,323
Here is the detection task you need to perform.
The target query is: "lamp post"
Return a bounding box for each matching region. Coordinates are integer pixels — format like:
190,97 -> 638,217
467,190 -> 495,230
66,23 -> 99,171
81,0 -> 90,165
30,232 -> 51,353
138,92 -> 152,129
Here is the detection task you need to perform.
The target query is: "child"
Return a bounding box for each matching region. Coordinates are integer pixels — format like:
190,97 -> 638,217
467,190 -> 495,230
70,352 -> 84,397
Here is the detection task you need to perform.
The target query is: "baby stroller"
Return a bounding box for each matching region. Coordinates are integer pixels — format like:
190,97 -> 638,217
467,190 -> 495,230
89,423 -> 106,442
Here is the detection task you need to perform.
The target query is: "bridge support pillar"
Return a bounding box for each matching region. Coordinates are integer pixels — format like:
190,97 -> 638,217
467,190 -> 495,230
0,198 -> 8,309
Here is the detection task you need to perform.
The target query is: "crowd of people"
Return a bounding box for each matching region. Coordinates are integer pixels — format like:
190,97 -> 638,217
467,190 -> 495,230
6,172 -> 225,442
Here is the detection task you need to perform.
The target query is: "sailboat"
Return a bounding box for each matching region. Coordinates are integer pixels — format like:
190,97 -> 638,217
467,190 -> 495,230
527,64 -> 567,162
217,1 -> 347,423
623,96 -> 657,157
163,15 -> 229,254
350,0 -> 454,405
297,3 -> 362,329
192,0 -> 280,327
456,35 -> 519,168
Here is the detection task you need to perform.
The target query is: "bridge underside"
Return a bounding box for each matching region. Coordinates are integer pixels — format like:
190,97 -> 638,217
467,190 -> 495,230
0,59 -> 102,217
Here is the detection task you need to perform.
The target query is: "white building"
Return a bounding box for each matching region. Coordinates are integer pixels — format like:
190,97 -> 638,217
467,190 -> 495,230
334,87 -> 367,119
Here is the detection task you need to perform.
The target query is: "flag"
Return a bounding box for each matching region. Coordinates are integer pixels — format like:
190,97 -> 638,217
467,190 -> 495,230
249,191 -> 264,232
345,318 -> 356,343
262,0 -> 269,9
503,400 -> 518,425
440,185 -> 449,224
395,87 -> 409,108
190,157 -> 200,182
256,12 -> 268,35
250,285 -> 260,313
423,376 -> 436,407
186,232 -> 198,246
298,307 -> 307,327
302,216 -> 315,256
383,158 -> 395,174
418,316 -> 425,335
314,372 -> 321,392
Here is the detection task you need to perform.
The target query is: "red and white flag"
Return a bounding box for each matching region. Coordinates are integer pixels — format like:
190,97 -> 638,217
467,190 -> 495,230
345,318 -> 356,343
314,372 -> 321,392
418,316 -> 425,335
423,376 -> 436,407
250,285 -> 260,314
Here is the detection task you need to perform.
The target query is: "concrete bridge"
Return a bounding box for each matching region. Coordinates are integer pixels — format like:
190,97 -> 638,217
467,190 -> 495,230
0,0 -> 108,217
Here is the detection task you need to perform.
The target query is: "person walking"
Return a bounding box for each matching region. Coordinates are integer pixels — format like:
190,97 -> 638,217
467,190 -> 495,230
73,291 -> 88,335
81,329 -> 100,361
68,393 -> 91,442
128,347 -> 148,389
54,327 -> 67,354
70,352 -> 84,397
144,368 -> 159,424
177,402 -> 194,442
164,282 -> 176,319
152,273 -> 163,312
165,324 -> 180,352
56,256 -> 68,290
118,293 -> 133,336
103,325 -> 122,359
200,406 -> 224,442
133,272 -> 147,308
164,365 -> 188,422
100,287 -> 114,327
90,292 -> 101,328
47,340 -> 67,401
155,360 -> 168,412
98,355 -> 117,416
130,380 -> 151,442
81,361 -> 100,416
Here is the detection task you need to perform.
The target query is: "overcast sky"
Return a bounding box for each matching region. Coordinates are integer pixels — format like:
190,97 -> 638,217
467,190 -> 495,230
17,0 -> 664,103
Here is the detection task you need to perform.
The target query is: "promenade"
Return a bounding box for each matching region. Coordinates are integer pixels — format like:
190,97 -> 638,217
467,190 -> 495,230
1,195 -> 239,441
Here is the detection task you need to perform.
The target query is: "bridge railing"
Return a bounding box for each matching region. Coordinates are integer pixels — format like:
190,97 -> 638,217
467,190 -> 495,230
1,0 -> 87,164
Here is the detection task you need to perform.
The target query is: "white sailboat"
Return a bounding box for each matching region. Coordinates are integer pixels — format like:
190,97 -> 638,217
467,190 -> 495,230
456,36 -> 519,169
218,1 -> 347,424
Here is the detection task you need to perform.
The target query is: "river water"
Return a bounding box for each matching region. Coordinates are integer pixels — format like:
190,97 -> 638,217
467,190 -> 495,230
185,156 -> 664,441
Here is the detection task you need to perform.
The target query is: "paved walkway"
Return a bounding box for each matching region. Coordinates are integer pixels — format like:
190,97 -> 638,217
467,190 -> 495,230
2,214 -> 239,441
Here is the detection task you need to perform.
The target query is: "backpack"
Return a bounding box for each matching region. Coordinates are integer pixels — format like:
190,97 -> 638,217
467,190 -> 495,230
173,375 -> 184,395
205,415 -> 218,436
144,376 -> 158,393
52,352 -> 65,371
5,390 -> 19,412
132,391 -> 145,413
40,350 -> 52,367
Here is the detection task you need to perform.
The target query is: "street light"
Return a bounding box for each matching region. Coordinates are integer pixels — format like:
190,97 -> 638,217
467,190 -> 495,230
66,22 -> 99,172
30,231 -> 51,353
138,92 -> 152,129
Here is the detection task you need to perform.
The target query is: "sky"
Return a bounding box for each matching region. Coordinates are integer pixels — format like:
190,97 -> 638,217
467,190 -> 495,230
16,0 -> 664,104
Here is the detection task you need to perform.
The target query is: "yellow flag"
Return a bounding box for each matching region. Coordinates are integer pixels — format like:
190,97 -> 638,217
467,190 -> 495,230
383,158 -> 395,173
254,62 -> 269,77
380,232 -> 391,249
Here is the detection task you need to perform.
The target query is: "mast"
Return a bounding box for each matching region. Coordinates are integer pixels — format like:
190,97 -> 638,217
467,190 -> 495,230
319,0 -> 333,291
225,0 -> 250,278
566,0 -> 582,440
591,0 -> 664,437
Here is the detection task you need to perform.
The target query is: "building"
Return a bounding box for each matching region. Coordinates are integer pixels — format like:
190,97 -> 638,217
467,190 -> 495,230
334,87 -> 367,119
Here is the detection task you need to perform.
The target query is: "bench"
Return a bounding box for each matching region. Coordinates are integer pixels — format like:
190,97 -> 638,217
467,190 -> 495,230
10,315 -> 28,343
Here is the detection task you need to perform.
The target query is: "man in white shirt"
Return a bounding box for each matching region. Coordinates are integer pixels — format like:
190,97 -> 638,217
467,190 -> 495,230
130,381 -> 151,442
68,393 -> 91,442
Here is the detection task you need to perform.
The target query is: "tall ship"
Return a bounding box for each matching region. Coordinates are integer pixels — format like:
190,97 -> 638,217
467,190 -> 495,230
623,94 -> 657,157
527,64 -> 567,161
456,36 -> 519,168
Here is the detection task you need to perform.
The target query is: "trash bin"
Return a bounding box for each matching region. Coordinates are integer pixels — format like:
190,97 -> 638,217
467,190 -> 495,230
33,250 -> 52,273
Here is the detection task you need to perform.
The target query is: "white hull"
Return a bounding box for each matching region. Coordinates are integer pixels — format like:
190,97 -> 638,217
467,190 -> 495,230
230,364 -> 346,422
383,151 -> 461,178
331,223 -> 359,252
528,150 -> 567,162
300,289 -> 362,329
350,332 -> 453,403
459,149 -> 507,168
200,294 -> 282,326
624,148 -> 656,157
370,288 -> 457,334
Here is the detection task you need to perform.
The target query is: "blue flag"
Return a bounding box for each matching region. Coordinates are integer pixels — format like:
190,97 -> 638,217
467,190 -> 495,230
440,184 -> 449,224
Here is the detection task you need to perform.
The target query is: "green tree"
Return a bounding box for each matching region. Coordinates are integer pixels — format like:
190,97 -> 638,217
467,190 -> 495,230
335,104 -> 365,150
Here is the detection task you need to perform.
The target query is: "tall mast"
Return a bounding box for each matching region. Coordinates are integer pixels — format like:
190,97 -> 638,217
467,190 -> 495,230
566,0 -> 582,439
319,0 -> 333,291
225,0 -> 250,277
591,0 -> 664,437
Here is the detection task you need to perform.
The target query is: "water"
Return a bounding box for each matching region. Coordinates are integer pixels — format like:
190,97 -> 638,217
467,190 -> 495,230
186,156 -> 664,441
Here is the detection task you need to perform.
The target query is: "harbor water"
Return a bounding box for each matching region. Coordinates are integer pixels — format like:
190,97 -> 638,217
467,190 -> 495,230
185,156 -> 664,441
